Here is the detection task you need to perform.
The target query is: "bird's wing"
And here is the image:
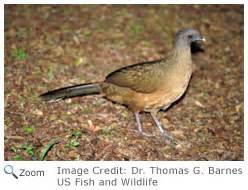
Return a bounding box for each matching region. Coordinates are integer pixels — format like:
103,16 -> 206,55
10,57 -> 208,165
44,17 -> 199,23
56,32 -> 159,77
106,60 -> 165,93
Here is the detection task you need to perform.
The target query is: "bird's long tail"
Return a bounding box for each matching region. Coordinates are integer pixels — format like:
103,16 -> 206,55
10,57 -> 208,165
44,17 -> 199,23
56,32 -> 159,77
40,83 -> 101,102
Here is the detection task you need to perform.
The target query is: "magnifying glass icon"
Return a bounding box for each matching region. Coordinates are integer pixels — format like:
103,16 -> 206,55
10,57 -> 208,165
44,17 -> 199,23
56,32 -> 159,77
4,165 -> 18,179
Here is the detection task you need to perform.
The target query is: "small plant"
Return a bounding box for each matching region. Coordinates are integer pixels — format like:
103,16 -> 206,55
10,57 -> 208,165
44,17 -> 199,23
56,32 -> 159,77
22,125 -> 35,134
131,23 -> 143,34
40,138 -> 60,161
68,139 -> 80,147
65,131 -> 81,148
21,144 -> 36,160
83,30 -> 91,37
13,155 -> 23,161
71,131 -> 82,137
10,147 -> 23,161
10,146 -> 18,153
46,65 -> 54,81
12,48 -> 27,61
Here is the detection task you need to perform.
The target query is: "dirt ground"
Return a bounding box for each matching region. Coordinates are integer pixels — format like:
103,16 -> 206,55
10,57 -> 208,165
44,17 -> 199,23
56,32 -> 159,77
4,5 -> 243,161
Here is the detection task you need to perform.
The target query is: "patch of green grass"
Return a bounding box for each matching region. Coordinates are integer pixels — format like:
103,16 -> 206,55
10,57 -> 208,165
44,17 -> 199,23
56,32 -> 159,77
47,65 -> 54,81
10,146 -> 22,161
131,23 -> 143,34
71,131 -> 82,137
22,125 -> 35,134
83,30 -> 92,37
10,146 -> 18,153
69,139 -> 80,147
65,139 -> 80,148
21,144 -> 36,160
65,131 -> 81,148
12,155 -> 23,161
11,48 -> 27,61
40,138 -> 60,161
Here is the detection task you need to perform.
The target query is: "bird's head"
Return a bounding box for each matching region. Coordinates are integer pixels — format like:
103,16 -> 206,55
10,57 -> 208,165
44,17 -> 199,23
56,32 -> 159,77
174,28 -> 205,47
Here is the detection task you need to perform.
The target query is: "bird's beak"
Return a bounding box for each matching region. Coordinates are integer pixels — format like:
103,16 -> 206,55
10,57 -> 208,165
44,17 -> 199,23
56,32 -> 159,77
192,35 -> 206,43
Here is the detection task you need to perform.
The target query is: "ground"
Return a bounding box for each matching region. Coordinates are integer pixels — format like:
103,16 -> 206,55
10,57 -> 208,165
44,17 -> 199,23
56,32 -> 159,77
4,5 -> 243,161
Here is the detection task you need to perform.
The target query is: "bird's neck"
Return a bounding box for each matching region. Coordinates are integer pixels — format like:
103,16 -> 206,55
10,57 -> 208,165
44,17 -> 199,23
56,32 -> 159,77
165,44 -> 193,83
173,36 -> 190,49
173,46 -> 191,59
169,44 -> 192,67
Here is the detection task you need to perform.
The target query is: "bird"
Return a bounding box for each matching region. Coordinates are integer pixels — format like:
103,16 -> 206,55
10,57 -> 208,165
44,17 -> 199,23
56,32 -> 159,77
40,28 -> 205,141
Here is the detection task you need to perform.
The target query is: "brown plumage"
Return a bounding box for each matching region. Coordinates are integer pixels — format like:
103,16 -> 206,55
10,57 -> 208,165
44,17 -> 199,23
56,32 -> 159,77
40,28 -> 205,140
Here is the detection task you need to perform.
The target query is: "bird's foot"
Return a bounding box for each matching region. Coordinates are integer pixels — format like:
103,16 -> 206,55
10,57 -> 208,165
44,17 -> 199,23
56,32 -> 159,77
160,132 -> 178,147
161,131 -> 173,141
149,112 -> 175,143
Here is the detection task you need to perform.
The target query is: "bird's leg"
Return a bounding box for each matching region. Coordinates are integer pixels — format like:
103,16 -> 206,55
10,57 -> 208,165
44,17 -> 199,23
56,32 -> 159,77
134,112 -> 152,137
134,112 -> 142,133
150,111 -> 173,141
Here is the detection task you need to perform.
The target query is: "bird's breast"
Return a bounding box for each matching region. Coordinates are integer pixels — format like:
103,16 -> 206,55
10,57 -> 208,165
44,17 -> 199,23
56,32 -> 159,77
144,60 -> 192,110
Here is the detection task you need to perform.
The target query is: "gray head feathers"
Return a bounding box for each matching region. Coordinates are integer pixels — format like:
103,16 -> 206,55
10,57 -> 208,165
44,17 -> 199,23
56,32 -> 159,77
174,28 -> 205,48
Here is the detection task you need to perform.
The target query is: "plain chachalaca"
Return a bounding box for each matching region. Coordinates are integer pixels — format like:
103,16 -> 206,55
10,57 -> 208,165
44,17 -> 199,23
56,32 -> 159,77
40,28 -> 205,140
